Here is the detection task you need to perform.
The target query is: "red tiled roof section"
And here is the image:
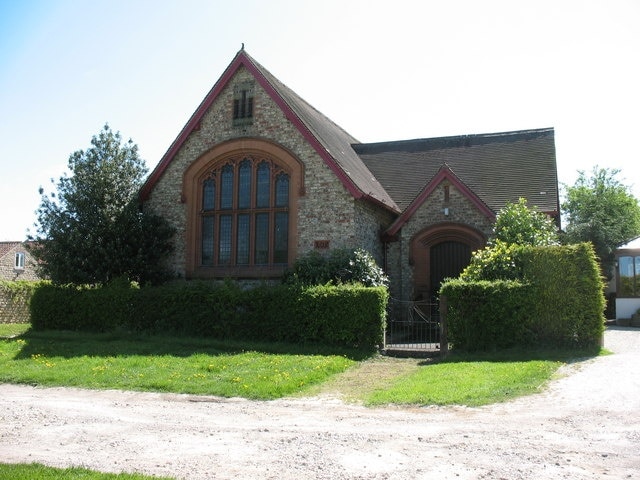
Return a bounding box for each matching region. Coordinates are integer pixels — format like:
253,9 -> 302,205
0,241 -> 22,259
353,128 -> 559,216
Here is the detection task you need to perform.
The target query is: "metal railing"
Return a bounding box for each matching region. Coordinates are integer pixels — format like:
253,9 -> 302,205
383,297 -> 448,357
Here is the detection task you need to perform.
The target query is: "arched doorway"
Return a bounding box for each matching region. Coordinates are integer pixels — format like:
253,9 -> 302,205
429,240 -> 472,297
411,223 -> 486,301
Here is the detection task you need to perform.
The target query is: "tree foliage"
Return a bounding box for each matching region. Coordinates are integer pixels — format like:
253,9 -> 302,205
491,197 -> 559,247
460,198 -> 559,281
29,125 -> 175,285
562,166 -> 640,277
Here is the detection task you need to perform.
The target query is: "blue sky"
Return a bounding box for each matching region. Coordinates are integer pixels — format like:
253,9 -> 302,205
1,0 -> 639,240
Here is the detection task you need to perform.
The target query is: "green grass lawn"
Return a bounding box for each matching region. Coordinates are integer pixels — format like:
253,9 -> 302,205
0,325 -> 602,406
0,463 -> 172,479
0,322 -> 30,337
365,347 -> 602,406
0,327 -> 358,400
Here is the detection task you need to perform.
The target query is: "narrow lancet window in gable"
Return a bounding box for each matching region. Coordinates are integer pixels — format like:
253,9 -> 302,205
233,82 -> 254,126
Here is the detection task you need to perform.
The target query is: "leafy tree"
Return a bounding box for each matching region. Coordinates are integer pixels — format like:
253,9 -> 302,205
562,166 -> 640,278
491,197 -> 559,247
29,125 -> 175,284
460,198 -> 558,281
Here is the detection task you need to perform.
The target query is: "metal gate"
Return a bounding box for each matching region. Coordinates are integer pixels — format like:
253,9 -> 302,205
383,298 -> 445,356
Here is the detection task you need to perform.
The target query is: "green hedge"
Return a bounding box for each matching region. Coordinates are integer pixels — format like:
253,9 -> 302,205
441,243 -> 605,351
520,243 -> 605,347
0,280 -> 45,324
30,281 -> 388,350
440,279 -> 534,351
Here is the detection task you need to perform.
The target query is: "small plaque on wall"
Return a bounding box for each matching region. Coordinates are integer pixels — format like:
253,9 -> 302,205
314,240 -> 330,249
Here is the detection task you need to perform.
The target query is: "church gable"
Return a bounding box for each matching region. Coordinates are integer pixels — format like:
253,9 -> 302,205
140,49 -> 395,211
141,50 -> 378,279
383,165 -> 494,239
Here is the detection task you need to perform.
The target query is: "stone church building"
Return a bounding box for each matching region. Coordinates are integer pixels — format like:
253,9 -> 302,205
140,49 -> 559,303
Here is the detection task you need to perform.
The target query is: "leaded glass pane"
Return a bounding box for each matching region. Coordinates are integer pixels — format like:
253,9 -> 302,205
220,164 -> 233,210
238,159 -> 251,209
255,213 -> 269,264
237,214 -> 250,265
203,179 -> 215,211
201,216 -> 214,266
275,173 -> 289,207
219,215 -> 232,265
274,212 -> 288,264
256,162 -> 270,208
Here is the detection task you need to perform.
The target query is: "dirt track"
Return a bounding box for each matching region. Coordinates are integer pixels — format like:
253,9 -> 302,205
1,327 -> 639,480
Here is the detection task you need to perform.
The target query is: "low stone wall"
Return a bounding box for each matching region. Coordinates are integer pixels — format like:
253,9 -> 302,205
0,282 -> 37,324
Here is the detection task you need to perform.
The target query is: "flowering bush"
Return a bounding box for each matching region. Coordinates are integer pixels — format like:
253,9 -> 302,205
283,248 -> 388,287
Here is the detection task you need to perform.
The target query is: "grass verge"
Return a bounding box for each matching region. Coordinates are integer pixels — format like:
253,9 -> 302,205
0,325 -> 603,406
364,347 -> 603,407
0,463 -> 173,479
0,328 -> 361,400
0,323 -> 30,338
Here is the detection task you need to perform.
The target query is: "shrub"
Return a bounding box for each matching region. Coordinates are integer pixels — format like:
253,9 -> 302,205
30,279 -> 138,332
29,281 -> 388,351
520,243 -> 605,347
440,279 -> 534,351
460,240 -> 525,281
441,243 -> 605,350
491,197 -> 559,246
283,248 -> 388,287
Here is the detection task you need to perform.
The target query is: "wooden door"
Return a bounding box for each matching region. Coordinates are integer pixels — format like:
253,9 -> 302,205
429,241 -> 471,299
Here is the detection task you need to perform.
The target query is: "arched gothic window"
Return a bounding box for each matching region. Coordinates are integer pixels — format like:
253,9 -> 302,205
199,156 -> 290,268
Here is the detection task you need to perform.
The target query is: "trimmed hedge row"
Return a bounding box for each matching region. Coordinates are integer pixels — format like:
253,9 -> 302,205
520,243 -> 605,347
441,243 -> 605,350
29,280 -> 388,350
440,280 -> 534,351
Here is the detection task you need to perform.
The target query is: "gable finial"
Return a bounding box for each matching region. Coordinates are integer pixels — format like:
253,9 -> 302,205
241,42 -> 245,51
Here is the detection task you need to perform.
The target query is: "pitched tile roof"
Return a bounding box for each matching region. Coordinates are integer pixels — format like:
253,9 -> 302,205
141,50 -> 558,226
353,128 -> 559,215
140,49 -> 398,212
0,241 -> 25,259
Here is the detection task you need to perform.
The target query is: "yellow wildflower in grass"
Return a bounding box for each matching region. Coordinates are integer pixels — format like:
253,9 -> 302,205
30,353 -> 55,368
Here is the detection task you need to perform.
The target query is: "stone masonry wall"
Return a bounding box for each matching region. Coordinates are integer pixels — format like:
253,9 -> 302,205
0,243 -> 41,282
354,199 -> 394,265
144,67 -> 362,277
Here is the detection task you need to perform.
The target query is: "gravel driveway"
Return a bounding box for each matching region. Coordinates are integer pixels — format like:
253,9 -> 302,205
1,327 -> 639,480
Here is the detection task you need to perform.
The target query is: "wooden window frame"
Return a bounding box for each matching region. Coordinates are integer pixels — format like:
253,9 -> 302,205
183,139 -> 303,279
199,157 -> 289,267
14,252 -> 25,270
